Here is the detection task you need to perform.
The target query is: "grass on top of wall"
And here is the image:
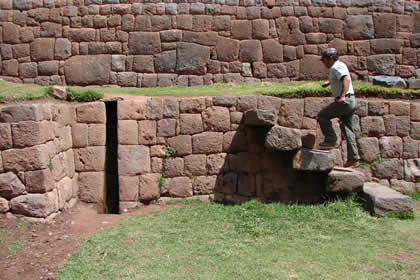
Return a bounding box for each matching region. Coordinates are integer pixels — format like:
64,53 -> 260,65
0,79 -> 419,103
56,197 -> 420,280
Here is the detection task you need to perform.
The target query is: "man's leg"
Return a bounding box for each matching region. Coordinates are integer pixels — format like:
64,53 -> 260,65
318,102 -> 341,144
340,112 -> 360,161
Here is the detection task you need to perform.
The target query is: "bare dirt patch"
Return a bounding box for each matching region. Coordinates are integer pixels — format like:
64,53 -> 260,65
0,202 -> 180,280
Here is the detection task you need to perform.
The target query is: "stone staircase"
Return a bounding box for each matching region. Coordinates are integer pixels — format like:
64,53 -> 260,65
244,109 -> 414,216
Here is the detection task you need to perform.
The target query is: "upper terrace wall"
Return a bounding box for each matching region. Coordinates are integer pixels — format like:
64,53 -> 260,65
0,0 -> 419,87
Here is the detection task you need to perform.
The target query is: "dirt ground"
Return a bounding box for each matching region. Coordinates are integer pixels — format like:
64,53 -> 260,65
0,202 -> 181,280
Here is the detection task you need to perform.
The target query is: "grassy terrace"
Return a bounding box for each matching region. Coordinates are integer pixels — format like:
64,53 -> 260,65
57,197 -> 420,280
0,79 -> 419,102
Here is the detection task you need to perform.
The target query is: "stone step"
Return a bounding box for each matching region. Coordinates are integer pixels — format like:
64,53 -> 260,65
327,167 -> 365,193
360,182 -> 413,216
292,148 -> 335,173
265,125 -> 302,152
243,109 -> 276,126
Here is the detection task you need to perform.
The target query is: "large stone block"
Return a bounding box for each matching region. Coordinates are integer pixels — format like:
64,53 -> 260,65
0,172 -> 25,199
357,137 -> 380,162
379,136 -> 402,158
223,131 -> 248,153
155,51 -> 176,73
167,135 -> 192,156
0,104 -> 43,122
192,132 -> 223,154
31,38 -> 55,61
2,23 -> 20,44
2,59 -> 19,76
11,121 -> 50,148
0,123 -> 12,150
139,173 -> 160,201
88,124 -> 106,146
410,103 -> 420,121
215,37 -> 239,62
231,20 -> 252,39
374,13 -> 396,38
193,176 -> 218,195
57,177 -> 73,210
319,18 -> 344,33
327,168 -> 365,193
184,154 -> 207,176
119,176 -> 139,201
360,116 -> 386,137
10,190 -> 58,218
390,179 -> 416,195
176,42 -> 210,75
373,159 -> 403,179
293,148 -> 335,173
239,40 -> 262,62
261,39 -> 283,63
179,114 -> 203,135
179,98 -> 206,113
118,100 -> 147,120
300,55 -> 328,80
161,177 -> 192,197
78,172 -> 104,203
2,144 -> 50,172
361,183 -> 412,216
276,17 -> 306,46
138,120 -> 157,145
163,157 -> 184,177
157,119 -> 176,137
118,120 -> 138,145
65,55 -> 111,86
402,136 -> 419,159
278,99 -> 304,128
55,38 -> 72,60
265,126 -> 302,151
202,106 -> 231,132
371,39 -> 402,55
129,32 -> 161,55
243,109 -> 276,126
76,102 -> 106,124
344,15 -> 374,40
118,145 -> 150,176
0,198 -> 9,213
74,147 -> 105,172
367,54 -> 396,76
25,169 -> 54,193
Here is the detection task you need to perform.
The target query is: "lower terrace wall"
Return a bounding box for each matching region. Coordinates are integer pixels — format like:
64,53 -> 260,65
0,1 -> 419,87
0,96 -> 419,219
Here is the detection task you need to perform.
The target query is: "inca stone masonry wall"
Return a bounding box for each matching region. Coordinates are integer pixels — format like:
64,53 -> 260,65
0,0 -> 419,87
0,97 -> 419,219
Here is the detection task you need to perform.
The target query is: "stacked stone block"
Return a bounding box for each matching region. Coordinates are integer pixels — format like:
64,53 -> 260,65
0,0 -> 418,87
0,103 -> 77,220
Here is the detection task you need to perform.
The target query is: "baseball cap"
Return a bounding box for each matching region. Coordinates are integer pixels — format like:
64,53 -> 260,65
321,48 -> 338,60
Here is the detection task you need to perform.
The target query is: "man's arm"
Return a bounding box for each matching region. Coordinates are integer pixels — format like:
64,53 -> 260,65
336,75 -> 350,103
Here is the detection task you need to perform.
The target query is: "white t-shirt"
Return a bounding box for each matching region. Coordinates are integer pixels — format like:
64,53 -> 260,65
329,60 -> 354,98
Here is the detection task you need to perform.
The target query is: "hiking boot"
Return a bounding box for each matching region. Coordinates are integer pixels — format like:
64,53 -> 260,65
344,159 -> 360,168
318,141 -> 338,150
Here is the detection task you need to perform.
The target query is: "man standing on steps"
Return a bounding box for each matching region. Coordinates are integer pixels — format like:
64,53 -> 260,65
318,48 -> 360,168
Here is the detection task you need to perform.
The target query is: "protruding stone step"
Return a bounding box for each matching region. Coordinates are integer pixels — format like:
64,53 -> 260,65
361,182 -> 413,216
372,76 -> 407,89
243,109 -> 276,126
327,168 -> 365,193
292,148 -> 335,173
265,126 -> 302,151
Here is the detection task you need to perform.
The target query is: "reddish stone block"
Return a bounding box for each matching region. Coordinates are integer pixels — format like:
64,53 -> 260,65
202,106 -> 230,132
2,144 -> 50,172
139,173 -> 160,201
215,37 -> 239,62
179,114 -> 203,135
193,176 -> 218,195
118,145 -> 150,176
119,176 -> 139,201
373,13 -> 396,38
76,102 -> 106,124
157,119 -> 176,137
0,124 -> 12,150
138,120 -> 157,145
240,40 -> 262,62
213,15 -> 231,31
192,132 -> 223,154
261,39 -> 283,63
167,135 -> 192,156
78,172 -> 104,203
276,17 -> 306,46
373,159 -> 403,180
231,20 -> 252,39
128,32 -> 161,55
278,99 -> 304,128
38,61 -> 59,76
11,190 -> 58,218
207,153 -> 228,175
161,177 -> 192,198
74,147 -> 105,172
88,124 -> 105,146
118,100 -> 147,120
118,120 -> 138,145
360,116 -> 386,137
192,15 -> 213,32
184,154 -> 207,176
379,136 -> 403,158
252,19 -> 269,39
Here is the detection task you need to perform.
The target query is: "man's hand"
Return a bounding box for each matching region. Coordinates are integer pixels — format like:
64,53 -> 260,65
322,81 -> 330,88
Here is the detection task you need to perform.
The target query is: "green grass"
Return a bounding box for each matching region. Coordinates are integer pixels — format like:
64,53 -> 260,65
408,191 -> 420,201
0,80 -> 48,102
57,197 -> 420,280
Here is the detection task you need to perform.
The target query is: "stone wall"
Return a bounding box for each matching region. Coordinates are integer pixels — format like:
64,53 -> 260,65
1,96 -> 418,219
0,0 -> 419,87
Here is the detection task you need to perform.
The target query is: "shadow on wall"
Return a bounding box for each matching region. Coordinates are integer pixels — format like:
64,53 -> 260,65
213,125 -> 329,205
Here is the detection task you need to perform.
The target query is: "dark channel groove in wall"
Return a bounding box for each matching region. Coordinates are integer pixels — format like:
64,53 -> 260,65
104,100 -> 120,214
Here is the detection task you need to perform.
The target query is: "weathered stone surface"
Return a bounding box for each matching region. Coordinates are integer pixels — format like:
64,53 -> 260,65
50,86 -> 66,100
31,38 -> 55,61
0,197 -> 9,213
239,40 -> 262,62
276,17 -> 306,46
344,15 -> 374,40
0,123 -> 13,150
161,177 -> 193,198
0,172 -> 26,199
163,157 -> 184,178
389,101 -> 410,116
223,131 -> 247,153
361,182 -> 413,216
57,177 -> 73,210
192,132 -> 223,154
293,148 -> 335,173
118,120 -> 138,145
167,135 -> 192,156
237,96 -> 258,112
138,120 -> 157,145
243,109 -> 276,126
176,43 -> 210,75
162,98 -> 179,118
25,169 -> 54,193
373,13 -> 396,38
371,39 -> 402,55
65,55 -> 111,86
184,154 -> 207,176
373,159 -> 403,179
74,147 -> 105,172
2,144 -> 50,172
118,145 -> 150,176
157,119 -> 176,137
357,137 -> 380,162
372,76 -> 407,88
327,168 -> 365,193
11,121 -> 48,148
146,97 -> 163,120
139,173 -> 160,201
202,106 -> 230,132
155,51 -> 176,73
360,116 -> 386,137
10,190 -> 58,218
265,126 -> 302,151
408,79 -> 420,90
129,32 -> 161,55
367,54 -> 396,76
76,102 -> 106,124
379,136 -> 402,158
300,55 -> 328,80
402,136 -> 419,159
278,99 -> 304,128
179,114 -> 203,135
179,98 -> 206,113
78,172 -> 104,203
0,104 -> 42,122
404,159 -> 420,182
215,37 -> 239,62
119,176 -> 139,201
390,179 -> 416,194
193,176 -> 218,195
118,100 -> 147,120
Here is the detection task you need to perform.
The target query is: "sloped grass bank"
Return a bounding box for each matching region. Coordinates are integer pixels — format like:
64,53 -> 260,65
57,198 -> 419,280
